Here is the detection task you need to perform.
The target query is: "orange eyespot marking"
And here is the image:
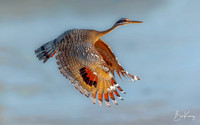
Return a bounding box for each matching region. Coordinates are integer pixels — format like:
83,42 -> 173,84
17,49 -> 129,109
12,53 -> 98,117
79,67 -> 98,87
111,78 -> 116,86
109,91 -> 115,100
98,93 -> 103,102
104,93 -> 109,102
114,90 -> 120,97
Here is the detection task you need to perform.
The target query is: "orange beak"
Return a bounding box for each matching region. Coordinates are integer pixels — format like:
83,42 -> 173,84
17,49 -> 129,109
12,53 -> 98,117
130,20 -> 143,23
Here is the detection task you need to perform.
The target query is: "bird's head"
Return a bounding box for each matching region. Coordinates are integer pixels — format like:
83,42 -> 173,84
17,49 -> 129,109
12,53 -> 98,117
99,18 -> 143,37
114,18 -> 143,27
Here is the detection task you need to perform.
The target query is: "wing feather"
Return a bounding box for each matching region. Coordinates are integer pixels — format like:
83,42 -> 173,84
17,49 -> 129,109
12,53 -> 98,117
95,39 -> 140,81
94,39 -> 125,77
56,43 -> 125,107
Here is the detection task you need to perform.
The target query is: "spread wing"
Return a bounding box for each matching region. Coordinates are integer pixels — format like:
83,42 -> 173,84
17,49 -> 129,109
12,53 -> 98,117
56,43 -> 125,107
95,39 -> 140,80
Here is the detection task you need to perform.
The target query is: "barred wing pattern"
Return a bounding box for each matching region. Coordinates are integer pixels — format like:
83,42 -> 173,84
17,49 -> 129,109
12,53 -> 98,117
95,39 -> 140,81
55,40 -> 126,107
35,29 -> 140,107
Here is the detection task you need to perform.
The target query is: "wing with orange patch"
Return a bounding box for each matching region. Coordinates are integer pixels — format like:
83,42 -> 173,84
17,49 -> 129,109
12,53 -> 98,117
56,50 -> 126,107
95,39 -> 123,77
95,39 -> 140,81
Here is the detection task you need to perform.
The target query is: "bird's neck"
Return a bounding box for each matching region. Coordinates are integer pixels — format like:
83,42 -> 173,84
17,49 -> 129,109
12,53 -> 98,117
92,24 -> 118,44
99,24 -> 118,37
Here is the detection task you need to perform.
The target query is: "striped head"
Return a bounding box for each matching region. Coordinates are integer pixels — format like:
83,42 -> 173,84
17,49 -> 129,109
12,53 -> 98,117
114,18 -> 143,27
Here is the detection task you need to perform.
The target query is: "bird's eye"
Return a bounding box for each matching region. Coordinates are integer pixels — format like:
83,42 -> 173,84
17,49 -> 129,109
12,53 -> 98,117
116,19 -> 129,24
116,20 -> 123,24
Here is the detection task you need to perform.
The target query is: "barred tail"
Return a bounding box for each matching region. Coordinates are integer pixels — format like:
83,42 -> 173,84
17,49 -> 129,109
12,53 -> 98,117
35,41 -> 56,63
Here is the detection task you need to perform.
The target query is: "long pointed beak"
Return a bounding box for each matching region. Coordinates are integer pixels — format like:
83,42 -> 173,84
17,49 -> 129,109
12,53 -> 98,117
130,20 -> 143,23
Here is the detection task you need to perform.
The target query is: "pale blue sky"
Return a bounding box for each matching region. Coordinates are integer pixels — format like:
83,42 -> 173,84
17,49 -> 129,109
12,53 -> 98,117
0,0 -> 200,125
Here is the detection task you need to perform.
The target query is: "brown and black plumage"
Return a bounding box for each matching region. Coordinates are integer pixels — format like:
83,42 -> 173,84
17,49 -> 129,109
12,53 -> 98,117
35,18 -> 142,107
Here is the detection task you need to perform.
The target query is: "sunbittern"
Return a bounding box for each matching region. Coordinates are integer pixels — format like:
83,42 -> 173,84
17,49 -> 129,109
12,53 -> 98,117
35,18 -> 142,107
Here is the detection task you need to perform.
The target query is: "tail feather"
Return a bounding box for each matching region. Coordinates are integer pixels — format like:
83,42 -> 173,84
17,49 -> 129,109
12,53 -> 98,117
35,41 -> 56,63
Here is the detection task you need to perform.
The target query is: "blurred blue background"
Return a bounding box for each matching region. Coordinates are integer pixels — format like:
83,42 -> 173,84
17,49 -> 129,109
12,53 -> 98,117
0,0 -> 200,125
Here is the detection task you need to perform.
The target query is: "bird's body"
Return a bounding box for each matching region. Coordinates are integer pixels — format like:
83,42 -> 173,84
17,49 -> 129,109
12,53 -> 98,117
35,18 -> 142,107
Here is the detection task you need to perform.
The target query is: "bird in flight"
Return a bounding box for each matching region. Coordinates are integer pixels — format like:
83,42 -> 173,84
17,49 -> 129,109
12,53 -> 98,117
35,18 -> 142,107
